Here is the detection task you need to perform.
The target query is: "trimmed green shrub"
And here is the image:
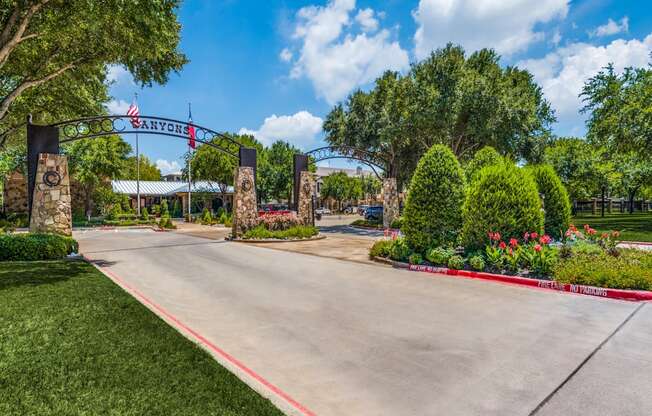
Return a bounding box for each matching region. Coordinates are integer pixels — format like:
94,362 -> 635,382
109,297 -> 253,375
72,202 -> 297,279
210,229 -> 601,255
447,255 -> 465,270
172,200 -> 182,218
554,249 -> 652,291
403,144 -> 466,253
370,240 -> 392,258
408,253 -> 424,265
389,217 -> 403,230
526,164 -> 571,238
242,225 -> 318,240
465,146 -> 504,184
201,208 -> 213,225
389,237 -> 411,262
0,233 -> 78,261
462,163 -> 543,250
425,247 -> 455,265
468,255 -> 485,271
140,207 -> 149,221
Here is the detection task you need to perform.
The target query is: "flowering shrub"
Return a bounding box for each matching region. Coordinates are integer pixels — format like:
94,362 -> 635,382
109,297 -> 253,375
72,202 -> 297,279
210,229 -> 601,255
257,212 -> 300,231
485,230 -> 557,276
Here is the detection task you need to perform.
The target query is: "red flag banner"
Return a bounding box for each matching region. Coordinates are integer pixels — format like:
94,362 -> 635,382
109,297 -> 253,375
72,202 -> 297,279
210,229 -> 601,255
127,102 -> 141,128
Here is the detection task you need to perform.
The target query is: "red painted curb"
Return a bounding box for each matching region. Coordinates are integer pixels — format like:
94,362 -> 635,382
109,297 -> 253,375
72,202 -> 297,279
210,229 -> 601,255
407,264 -> 652,302
82,255 -> 316,416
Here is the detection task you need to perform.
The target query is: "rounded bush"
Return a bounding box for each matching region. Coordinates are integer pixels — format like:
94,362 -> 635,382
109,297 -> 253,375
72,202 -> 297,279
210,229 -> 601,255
389,238 -> 411,262
461,163 -> 543,250
468,255 -> 485,271
0,233 -> 78,261
465,146 -> 503,184
425,247 -> 455,265
403,144 -> 466,253
369,240 -> 392,258
408,253 -> 424,265
447,255 -> 465,270
526,165 -> 571,238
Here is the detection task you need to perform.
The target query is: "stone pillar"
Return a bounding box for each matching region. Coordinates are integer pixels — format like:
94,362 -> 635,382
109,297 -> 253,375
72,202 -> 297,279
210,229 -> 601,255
297,170 -> 315,225
382,177 -> 399,229
2,171 -> 28,214
29,153 -> 72,236
232,166 -> 257,237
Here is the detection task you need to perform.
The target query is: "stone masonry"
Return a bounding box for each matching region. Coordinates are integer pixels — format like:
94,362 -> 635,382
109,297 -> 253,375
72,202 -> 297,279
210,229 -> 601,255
297,170 -> 315,226
2,171 -> 28,214
382,177 -> 399,229
30,153 -> 72,236
232,166 -> 257,237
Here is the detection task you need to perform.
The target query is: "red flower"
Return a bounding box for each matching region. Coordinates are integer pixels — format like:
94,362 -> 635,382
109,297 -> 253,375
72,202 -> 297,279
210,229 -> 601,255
601,232 -> 609,239
539,235 -> 552,245
534,244 -> 542,252
612,231 -> 620,238
499,241 -> 507,250
531,232 -> 539,239
587,227 -> 596,236
509,238 -> 519,248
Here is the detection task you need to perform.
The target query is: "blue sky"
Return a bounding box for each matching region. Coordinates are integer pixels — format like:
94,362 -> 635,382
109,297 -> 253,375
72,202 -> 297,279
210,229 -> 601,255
107,0 -> 652,174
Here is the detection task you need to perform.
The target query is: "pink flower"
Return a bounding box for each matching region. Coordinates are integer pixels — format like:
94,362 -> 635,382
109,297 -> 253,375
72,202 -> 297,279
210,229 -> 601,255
523,232 -> 530,241
612,231 -> 620,238
587,227 -> 596,236
531,232 -> 539,239
539,235 -> 552,245
509,238 -> 519,248
534,244 -> 542,252
601,232 -> 609,239
584,224 -> 590,231
499,241 -> 507,250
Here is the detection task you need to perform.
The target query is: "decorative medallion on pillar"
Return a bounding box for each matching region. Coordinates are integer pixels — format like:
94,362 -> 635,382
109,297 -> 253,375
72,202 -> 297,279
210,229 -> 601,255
29,153 -> 72,236
382,177 -> 399,229
297,170 -> 315,225
232,166 -> 258,237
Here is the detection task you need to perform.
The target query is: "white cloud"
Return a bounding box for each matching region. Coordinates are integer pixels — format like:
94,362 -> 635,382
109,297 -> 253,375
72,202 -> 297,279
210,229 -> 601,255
355,8 -> 378,32
413,0 -> 569,58
590,17 -> 629,38
279,48 -> 293,62
106,99 -> 130,115
288,0 -> 409,104
519,34 -> 652,128
106,64 -> 131,84
156,159 -> 182,175
238,111 -> 323,149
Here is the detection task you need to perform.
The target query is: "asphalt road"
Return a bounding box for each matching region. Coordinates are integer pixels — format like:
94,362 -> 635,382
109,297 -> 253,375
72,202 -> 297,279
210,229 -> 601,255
76,229 -> 652,416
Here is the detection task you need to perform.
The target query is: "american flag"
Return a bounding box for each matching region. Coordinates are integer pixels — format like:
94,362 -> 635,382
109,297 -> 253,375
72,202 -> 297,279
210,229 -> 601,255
127,101 -> 141,128
187,105 -> 196,149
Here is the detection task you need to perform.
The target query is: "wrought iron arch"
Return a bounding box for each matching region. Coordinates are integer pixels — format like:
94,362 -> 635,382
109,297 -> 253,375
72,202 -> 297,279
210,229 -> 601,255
52,115 -> 242,158
305,145 -> 388,179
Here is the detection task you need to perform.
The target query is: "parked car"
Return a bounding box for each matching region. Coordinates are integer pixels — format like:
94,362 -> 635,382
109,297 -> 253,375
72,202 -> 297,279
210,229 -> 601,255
364,205 -> 383,222
343,205 -> 358,214
258,203 -> 291,216
357,205 -> 369,216
315,207 -> 331,215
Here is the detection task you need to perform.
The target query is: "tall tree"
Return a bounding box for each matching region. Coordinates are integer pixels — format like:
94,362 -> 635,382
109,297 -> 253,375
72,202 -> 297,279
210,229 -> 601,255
63,135 -> 131,214
613,152 -> 652,214
258,140 -> 300,203
0,0 -> 187,148
320,172 -> 362,212
323,44 -> 555,186
582,64 -> 652,153
119,155 -> 161,181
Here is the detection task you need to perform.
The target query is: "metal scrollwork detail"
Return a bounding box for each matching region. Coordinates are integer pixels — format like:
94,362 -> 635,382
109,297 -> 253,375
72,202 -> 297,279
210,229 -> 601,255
43,171 -> 62,187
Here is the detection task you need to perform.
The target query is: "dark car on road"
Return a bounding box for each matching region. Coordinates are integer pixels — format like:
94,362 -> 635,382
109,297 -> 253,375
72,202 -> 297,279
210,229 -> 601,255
364,206 -> 383,222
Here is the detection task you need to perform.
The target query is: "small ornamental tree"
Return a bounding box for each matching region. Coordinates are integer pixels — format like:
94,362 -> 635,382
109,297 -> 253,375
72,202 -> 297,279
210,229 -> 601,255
527,165 -> 572,238
402,144 -> 466,252
464,146 -> 503,184
461,164 -> 543,250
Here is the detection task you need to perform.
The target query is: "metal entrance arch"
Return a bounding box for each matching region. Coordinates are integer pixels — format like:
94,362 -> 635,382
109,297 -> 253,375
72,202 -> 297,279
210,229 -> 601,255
304,145 -> 389,180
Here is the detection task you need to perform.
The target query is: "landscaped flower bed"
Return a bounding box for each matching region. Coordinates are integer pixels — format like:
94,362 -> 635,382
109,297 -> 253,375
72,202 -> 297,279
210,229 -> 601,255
371,224 -> 652,292
236,212 -> 319,240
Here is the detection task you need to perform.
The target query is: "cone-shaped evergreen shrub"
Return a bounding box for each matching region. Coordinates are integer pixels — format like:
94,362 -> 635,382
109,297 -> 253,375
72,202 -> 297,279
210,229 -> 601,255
461,163 -> 543,250
403,144 -> 466,253
465,146 -> 503,183
527,164 -> 571,238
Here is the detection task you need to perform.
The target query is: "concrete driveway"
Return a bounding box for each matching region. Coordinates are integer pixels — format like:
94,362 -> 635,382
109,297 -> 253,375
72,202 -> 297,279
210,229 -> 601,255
76,229 -> 651,416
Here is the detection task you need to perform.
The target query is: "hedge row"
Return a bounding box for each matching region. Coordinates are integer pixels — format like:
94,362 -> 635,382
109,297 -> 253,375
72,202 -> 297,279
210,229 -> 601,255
0,234 -> 79,261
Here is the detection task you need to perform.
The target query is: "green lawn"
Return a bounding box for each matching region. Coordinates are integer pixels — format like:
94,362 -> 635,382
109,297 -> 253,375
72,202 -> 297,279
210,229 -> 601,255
573,213 -> 652,242
0,261 -> 283,416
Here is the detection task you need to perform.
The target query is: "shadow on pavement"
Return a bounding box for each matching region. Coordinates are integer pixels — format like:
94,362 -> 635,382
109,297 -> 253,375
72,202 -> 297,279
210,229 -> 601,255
318,224 -> 384,238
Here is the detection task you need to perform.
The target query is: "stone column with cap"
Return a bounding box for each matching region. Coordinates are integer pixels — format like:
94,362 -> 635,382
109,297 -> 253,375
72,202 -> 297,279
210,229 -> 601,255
232,166 -> 257,237
297,170 -> 315,225
382,177 -> 399,229
29,153 -> 72,236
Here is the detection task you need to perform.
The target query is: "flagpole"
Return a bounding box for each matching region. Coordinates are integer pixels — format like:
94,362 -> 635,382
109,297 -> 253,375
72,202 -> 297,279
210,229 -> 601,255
187,102 -> 192,222
135,92 -> 141,217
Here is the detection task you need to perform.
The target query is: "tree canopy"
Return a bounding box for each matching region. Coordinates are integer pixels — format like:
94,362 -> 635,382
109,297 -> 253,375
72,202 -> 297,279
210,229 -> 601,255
257,140 -> 301,203
320,172 -> 362,211
0,0 -> 187,148
119,155 -> 161,181
323,44 -> 555,186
